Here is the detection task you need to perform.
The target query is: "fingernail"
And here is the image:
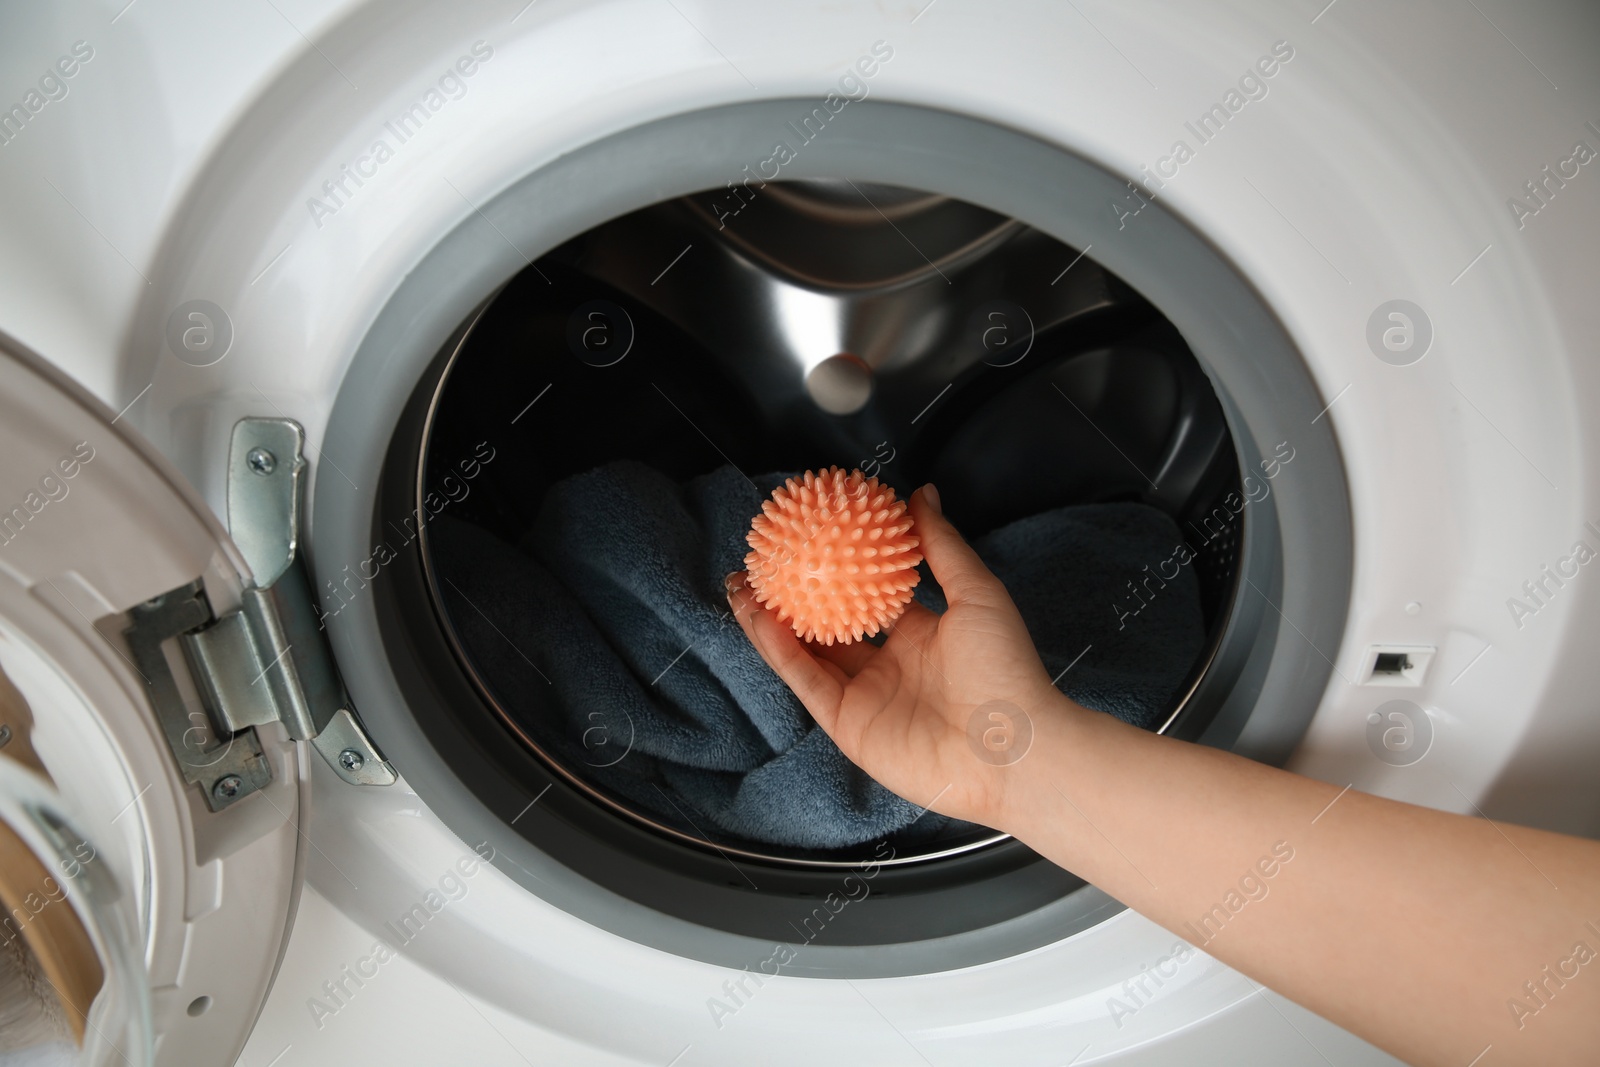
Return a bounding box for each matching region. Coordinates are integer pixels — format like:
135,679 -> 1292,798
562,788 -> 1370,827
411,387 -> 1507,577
725,571 -> 746,597
921,484 -> 942,517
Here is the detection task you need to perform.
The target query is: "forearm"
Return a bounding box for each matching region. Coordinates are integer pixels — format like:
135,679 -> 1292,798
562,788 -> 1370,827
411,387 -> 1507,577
1001,695 -> 1600,1067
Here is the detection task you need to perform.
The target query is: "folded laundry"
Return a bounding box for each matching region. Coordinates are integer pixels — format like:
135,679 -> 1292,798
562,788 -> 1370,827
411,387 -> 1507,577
430,460 -> 1203,851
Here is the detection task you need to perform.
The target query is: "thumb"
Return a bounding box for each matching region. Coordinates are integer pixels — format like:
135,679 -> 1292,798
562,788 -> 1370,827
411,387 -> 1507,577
908,485 -> 1005,607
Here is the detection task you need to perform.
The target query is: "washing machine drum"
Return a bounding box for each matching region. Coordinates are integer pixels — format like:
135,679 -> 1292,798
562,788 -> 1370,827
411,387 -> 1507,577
414,182 -> 1237,858
364,178 -> 1269,968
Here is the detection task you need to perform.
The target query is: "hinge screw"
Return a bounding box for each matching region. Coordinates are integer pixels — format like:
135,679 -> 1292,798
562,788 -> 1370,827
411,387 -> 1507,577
338,749 -> 365,773
212,775 -> 243,801
246,448 -> 277,476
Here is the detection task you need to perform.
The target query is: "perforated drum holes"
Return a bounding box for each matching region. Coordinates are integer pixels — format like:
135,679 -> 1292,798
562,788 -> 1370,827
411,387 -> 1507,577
1366,300 -> 1433,366
566,300 -> 634,367
165,300 -> 233,367
966,701 -> 1033,766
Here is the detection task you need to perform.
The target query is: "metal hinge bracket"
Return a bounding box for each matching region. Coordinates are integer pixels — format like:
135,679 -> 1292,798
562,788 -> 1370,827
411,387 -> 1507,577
124,419 -> 395,811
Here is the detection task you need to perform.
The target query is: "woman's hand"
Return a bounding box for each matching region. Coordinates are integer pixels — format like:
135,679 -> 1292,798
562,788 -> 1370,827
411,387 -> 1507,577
735,484 -> 1600,1067
726,484 -> 1082,829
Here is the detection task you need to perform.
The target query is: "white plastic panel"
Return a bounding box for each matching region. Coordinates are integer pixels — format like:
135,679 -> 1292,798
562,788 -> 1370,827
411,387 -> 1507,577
0,336 -> 301,1065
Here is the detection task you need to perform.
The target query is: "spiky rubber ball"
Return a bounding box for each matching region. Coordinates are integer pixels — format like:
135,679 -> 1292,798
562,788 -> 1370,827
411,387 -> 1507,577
744,467 -> 922,645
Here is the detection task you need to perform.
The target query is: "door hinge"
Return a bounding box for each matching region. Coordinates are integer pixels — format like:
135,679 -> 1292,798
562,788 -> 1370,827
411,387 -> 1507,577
123,419 -> 395,811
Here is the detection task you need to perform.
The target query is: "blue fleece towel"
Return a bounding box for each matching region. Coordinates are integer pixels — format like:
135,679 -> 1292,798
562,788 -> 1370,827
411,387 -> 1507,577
430,461 -> 1203,851
912,504 -> 1203,727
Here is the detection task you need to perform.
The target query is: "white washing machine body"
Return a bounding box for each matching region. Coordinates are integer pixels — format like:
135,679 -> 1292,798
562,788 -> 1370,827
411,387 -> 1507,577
1,1 -> 1598,1064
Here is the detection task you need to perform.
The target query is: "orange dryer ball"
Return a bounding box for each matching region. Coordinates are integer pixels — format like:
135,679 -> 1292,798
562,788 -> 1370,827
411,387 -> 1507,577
744,467 -> 923,645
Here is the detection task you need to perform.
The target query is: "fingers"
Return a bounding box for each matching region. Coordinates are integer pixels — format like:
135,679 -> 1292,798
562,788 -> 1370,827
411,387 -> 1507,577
810,637 -> 876,677
725,572 -> 845,730
908,484 -> 1005,607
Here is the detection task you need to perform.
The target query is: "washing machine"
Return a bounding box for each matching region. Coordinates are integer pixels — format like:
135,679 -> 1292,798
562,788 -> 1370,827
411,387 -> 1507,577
1,0 -> 1598,1063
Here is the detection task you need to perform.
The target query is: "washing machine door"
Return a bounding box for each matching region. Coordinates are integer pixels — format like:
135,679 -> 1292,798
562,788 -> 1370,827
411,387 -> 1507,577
0,333 -> 391,1063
